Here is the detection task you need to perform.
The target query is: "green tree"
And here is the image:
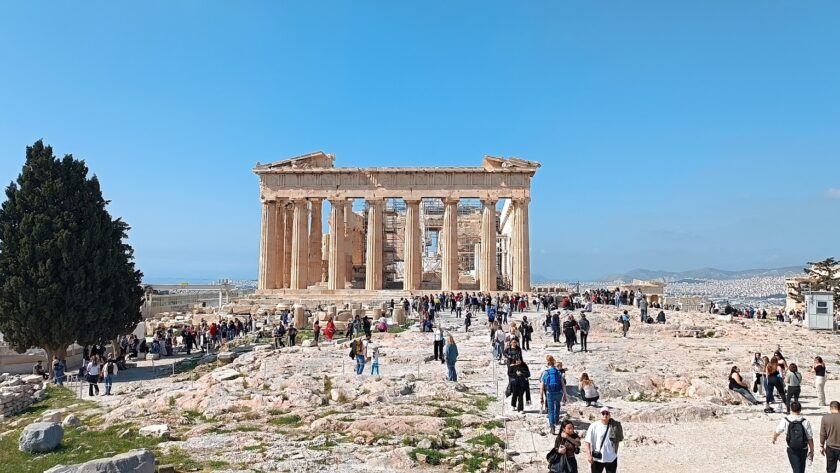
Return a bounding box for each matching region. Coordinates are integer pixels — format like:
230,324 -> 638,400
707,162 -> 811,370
0,140 -> 143,367
788,257 -> 840,312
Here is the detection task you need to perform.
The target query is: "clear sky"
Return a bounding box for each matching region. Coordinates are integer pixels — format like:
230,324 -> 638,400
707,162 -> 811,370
1,2 -> 838,282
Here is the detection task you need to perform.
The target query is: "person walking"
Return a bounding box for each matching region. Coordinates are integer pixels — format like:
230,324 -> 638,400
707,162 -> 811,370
620,311 -> 630,338
369,342 -> 380,375
563,315 -> 576,352
765,357 -> 787,414
773,401 -> 814,473
583,407 -> 624,473
540,355 -> 568,435
785,364 -> 803,414
433,327 -> 445,363
312,319 -> 321,348
551,312 -> 561,343
521,316 -> 533,351
813,357 -> 827,407
549,419 -> 582,473
820,401 -> 840,472
445,335 -> 459,382
578,313 -> 590,353
352,337 -> 367,375
103,356 -> 118,396
86,356 -> 101,397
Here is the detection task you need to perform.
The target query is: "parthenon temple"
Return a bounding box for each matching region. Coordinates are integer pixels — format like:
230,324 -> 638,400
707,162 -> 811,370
254,152 -> 539,300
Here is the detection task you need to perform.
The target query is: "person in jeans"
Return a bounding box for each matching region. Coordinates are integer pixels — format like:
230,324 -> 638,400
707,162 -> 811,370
728,366 -> 760,404
820,401 -> 840,473
540,355 -> 568,434
583,407 -> 623,473
785,364 -> 803,414
353,338 -> 366,375
765,357 -> 787,413
773,401 -> 814,473
578,313 -> 590,353
752,352 -> 766,396
102,356 -> 118,396
444,335 -> 459,382
369,342 -> 380,375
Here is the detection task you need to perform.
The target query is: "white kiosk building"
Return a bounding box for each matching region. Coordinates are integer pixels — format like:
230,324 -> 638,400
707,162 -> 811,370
804,291 -> 835,330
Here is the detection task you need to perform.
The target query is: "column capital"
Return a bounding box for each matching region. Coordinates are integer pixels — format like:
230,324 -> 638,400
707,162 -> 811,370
366,197 -> 386,206
308,197 -> 324,204
328,197 -> 348,207
512,197 -> 531,205
403,198 -> 422,205
441,197 -> 460,206
480,198 -> 498,207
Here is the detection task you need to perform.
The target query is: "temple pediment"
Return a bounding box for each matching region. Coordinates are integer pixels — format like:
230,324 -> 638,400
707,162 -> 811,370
482,156 -> 541,172
256,151 -> 335,170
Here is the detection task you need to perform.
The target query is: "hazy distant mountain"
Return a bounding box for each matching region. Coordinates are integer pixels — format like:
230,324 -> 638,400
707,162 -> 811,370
600,266 -> 803,283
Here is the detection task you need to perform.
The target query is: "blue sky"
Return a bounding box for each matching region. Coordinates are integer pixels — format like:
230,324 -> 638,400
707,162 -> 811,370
1,2 -> 838,281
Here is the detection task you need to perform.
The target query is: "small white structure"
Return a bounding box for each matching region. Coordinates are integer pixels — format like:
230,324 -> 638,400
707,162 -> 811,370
804,291 -> 835,330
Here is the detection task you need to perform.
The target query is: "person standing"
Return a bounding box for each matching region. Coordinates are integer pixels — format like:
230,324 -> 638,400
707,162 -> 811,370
820,401 -> 840,472
752,352 -> 766,396
583,407 -> 623,473
103,356 -> 118,396
540,355 -> 568,435
813,357 -> 827,407
563,315 -> 577,352
288,325 -> 298,347
312,319 -> 321,348
353,337 -> 367,375
551,312 -> 561,344
465,310 -> 472,332
765,357 -> 787,414
578,313 -> 590,353
445,335 -> 459,382
369,342 -> 380,375
52,357 -> 65,386
433,327 -> 445,363
772,401 -> 814,473
86,356 -> 101,397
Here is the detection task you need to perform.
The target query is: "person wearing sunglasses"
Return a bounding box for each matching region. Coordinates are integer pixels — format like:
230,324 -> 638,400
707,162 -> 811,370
583,407 -> 624,473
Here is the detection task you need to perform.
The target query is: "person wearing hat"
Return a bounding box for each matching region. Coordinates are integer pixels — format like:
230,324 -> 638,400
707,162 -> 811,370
583,407 -> 624,473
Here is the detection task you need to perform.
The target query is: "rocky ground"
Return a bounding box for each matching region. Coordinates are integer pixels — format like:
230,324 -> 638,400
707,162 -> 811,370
17,304 -> 840,472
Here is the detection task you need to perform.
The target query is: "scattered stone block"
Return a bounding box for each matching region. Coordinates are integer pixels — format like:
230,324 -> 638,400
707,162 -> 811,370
217,352 -> 238,364
44,448 -> 155,473
138,424 -> 170,438
19,422 -> 63,453
211,368 -> 240,382
145,353 -> 160,361
62,415 -> 81,428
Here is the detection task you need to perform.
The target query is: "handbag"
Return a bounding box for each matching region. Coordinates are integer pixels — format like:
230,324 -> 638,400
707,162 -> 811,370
546,448 -> 572,473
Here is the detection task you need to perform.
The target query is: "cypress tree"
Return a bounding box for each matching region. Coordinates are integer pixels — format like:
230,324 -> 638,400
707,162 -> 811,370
0,140 -> 143,366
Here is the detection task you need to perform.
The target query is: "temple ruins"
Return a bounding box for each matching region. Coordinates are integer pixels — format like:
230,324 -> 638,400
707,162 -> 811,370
253,152 -> 539,303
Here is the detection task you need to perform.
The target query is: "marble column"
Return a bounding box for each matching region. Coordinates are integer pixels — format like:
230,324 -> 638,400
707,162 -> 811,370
257,200 -> 278,290
512,198 -> 531,293
344,203 -> 354,285
480,198 -> 498,292
272,199 -> 287,289
440,198 -> 459,292
403,198 -> 422,290
282,203 -> 294,288
327,199 -> 346,290
474,242 -> 481,284
309,198 -> 324,285
365,199 -> 384,290
290,199 -> 310,290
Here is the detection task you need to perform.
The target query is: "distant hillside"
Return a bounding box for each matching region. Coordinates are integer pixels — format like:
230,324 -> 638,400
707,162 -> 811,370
600,266 -> 803,283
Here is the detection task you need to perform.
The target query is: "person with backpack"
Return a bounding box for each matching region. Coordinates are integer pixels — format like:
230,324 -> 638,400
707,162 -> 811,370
103,355 -> 118,396
620,311 -> 630,338
772,400 -> 814,473
583,407 -> 624,473
288,325 -> 298,347
350,337 -> 367,375
540,355 -> 568,435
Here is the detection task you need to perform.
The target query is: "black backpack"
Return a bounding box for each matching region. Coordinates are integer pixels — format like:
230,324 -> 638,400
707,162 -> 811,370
106,363 -> 115,375
786,419 -> 808,450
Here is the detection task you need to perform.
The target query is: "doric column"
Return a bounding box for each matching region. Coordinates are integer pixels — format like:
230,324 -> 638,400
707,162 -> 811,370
309,198 -> 324,285
365,199 -> 385,290
441,198 -> 459,291
474,242 -> 481,284
403,198 -> 422,290
290,199 -> 310,289
480,198 -> 498,292
282,203 -> 293,288
327,199 -> 346,290
512,198 -> 531,293
272,199 -> 287,289
257,200 -> 278,290
344,203 -> 354,285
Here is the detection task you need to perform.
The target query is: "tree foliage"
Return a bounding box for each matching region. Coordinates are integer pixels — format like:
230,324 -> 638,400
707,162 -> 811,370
0,140 -> 143,357
788,257 -> 840,312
